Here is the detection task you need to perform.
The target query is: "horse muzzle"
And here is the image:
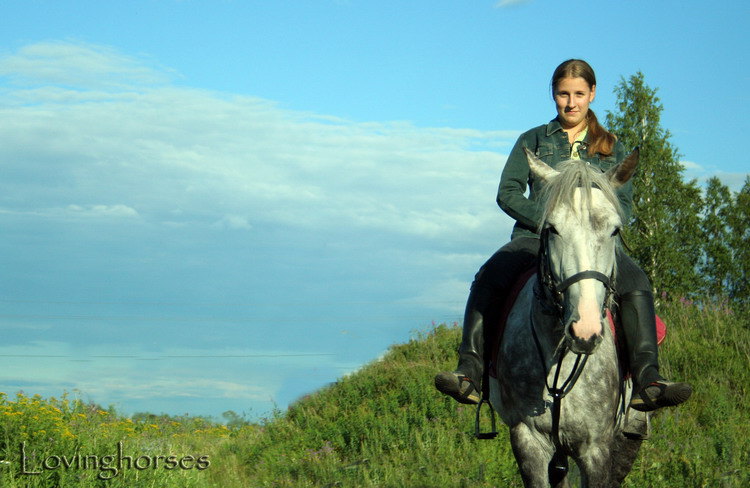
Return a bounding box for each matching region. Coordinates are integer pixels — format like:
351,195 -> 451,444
567,330 -> 603,355
564,310 -> 604,355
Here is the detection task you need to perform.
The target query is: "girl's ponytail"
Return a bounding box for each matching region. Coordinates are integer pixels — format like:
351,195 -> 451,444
586,109 -> 616,156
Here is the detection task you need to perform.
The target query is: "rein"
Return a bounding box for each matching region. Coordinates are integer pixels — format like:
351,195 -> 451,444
529,306 -> 588,456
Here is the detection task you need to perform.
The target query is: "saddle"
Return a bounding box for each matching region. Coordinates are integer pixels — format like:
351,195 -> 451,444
487,268 -> 666,379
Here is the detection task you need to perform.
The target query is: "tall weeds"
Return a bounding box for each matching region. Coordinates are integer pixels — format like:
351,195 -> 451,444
2,301 -> 748,487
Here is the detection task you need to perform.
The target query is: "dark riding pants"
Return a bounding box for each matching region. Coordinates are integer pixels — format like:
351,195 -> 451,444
473,237 -> 651,300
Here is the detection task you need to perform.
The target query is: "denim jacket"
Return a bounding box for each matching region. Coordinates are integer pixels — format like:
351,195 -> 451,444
497,118 -> 633,240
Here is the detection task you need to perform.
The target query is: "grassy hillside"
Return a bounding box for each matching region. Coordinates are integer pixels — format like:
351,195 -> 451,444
235,300 -> 750,487
1,300 -> 748,487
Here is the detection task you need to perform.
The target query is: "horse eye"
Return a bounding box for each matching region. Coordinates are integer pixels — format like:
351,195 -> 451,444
611,228 -> 621,237
548,225 -> 559,235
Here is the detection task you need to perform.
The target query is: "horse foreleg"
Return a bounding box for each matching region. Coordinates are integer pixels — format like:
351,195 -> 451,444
509,423 -> 557,488
610,431 -> 643,486
575,443 -> 613,488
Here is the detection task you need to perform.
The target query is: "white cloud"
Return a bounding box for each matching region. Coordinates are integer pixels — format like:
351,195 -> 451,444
0,41 -> 518,243
398,277 -> 470,315
66,204 -> 139,218
709,172 -> 749,192
495,0 -> 532,8
214,214 -> 252,230
82,377 -> 268,401
679,160 -> 703,171
0,204 -> 139,220
0,40 -> 173,89
0,340 -> 345,406
680,160 -> 748,192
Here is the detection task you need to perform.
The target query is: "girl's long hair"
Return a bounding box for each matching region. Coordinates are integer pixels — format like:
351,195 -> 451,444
551,59 -> 616,157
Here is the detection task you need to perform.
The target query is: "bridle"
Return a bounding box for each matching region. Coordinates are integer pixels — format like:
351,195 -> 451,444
530,225 -> 617,482
535,226 -> 616,320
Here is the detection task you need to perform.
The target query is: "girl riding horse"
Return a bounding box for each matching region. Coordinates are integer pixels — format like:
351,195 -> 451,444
434,59 -> 692,414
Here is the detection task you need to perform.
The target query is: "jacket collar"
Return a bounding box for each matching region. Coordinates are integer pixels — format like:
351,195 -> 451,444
546,118 -> 565,136
546,117 -> 590,143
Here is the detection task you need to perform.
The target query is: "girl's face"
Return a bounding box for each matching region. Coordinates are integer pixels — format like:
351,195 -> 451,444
554,76 -> 596,131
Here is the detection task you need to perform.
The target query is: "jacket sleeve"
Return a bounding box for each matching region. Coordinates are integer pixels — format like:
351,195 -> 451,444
496,133 -> 544,231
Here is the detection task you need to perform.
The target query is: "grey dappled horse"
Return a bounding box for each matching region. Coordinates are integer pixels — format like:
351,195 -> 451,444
489,148 -> 645,487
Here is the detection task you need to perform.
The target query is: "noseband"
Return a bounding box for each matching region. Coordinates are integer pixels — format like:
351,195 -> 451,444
535,227 -> 615,320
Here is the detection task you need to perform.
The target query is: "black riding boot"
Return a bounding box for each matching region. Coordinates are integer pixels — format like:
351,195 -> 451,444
434,285 -> 494,405
620,290 -> 693,411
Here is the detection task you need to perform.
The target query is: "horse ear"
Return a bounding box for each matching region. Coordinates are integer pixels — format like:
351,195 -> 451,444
606,147 -> 639,188
524,147 -> 558,182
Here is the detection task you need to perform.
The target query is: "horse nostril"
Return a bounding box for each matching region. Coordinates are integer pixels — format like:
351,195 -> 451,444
567,304 -> 603,339
569,333 -> 603,355
564,315 -> 604,354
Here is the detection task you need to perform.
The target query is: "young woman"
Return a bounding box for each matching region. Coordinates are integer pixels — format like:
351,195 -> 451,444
434,59 -> 692,412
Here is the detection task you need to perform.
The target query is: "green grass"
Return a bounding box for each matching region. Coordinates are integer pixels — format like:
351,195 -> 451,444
2,300 -> 748,487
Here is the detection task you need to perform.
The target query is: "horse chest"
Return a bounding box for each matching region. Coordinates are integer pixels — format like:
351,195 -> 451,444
495,322 -> 620,432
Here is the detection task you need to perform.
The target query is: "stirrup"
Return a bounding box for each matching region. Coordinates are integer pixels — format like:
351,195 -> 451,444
623,408 -> 651,440
474,398 -> 498,440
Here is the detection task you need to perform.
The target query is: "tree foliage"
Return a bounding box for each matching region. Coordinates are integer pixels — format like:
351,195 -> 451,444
700,177 -> 734,297
726,177 -> 750,309
605,72 -> 749,313
605,72 -> 703,298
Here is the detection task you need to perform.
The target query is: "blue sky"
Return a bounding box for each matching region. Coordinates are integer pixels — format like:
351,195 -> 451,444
1,0 -> 748,421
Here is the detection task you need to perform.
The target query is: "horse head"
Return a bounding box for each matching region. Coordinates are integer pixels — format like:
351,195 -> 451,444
524,147 -> 638,355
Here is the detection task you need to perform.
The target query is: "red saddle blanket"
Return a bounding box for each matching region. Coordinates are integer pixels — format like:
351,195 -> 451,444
488,269 -> 666,378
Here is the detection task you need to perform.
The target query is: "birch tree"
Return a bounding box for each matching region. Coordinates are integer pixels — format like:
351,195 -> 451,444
605,72 -> 703,298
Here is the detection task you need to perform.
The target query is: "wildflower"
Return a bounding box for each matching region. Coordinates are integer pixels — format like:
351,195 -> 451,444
306,441 -> 335,460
